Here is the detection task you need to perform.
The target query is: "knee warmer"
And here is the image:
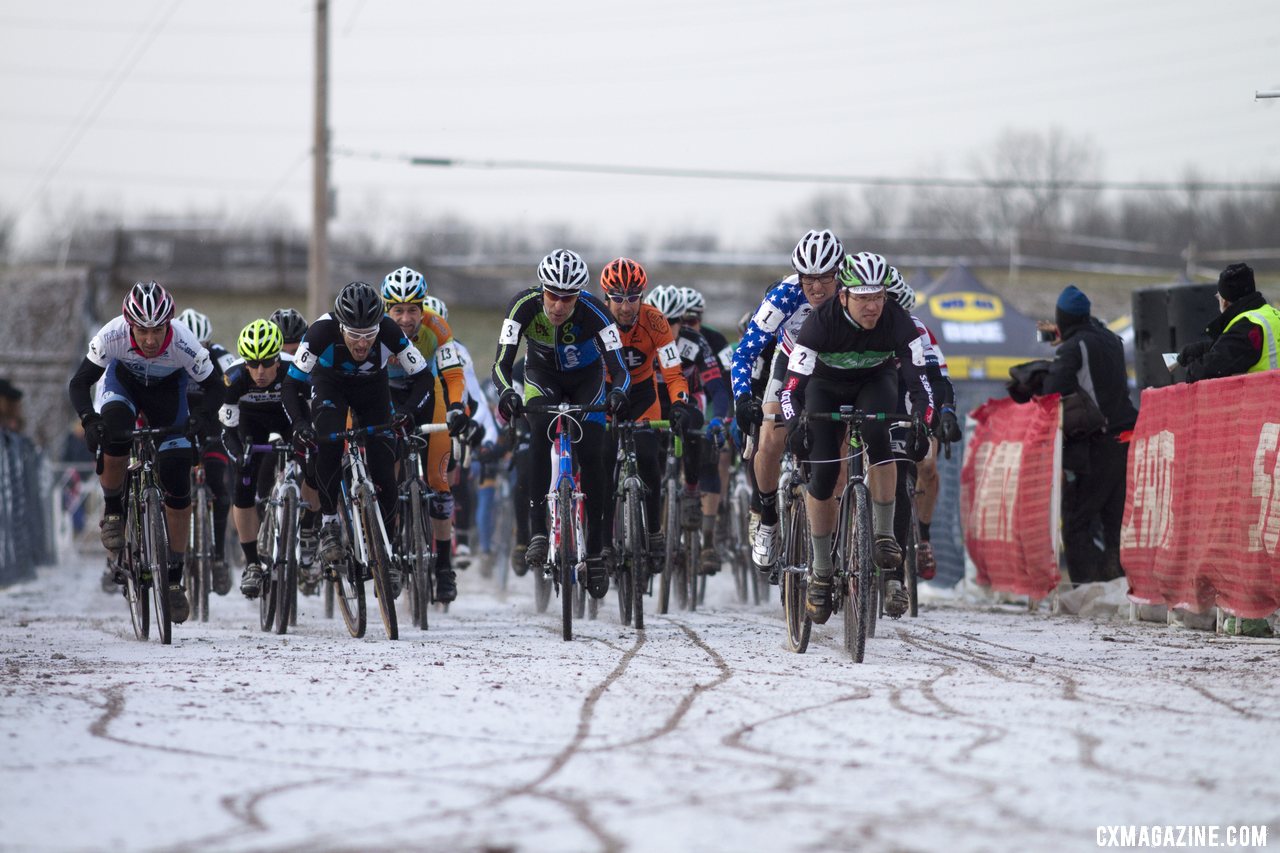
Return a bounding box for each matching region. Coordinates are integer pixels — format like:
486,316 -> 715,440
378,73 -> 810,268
157,447 -> 192,510
429,491 -> 455,521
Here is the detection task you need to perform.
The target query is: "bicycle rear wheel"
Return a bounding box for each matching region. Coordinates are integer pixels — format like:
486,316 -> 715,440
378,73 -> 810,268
187,485 -> 211,622
334,500 -> 367,638
658,483 -> 678,614
274,492 -> 298,635
143,488 -> 171,645
408,481 -> 434,630
559,479 -> 575,641
363,496 -> 399,640
782,490 -> 811,654
905,472 -> 920,618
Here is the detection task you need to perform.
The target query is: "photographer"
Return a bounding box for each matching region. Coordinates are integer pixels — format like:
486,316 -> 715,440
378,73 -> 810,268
1040,285 -> 1137,585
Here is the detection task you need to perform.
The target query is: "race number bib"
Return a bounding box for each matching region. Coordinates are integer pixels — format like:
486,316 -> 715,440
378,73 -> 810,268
498,319 -> 522,346
787,345 -> 817,376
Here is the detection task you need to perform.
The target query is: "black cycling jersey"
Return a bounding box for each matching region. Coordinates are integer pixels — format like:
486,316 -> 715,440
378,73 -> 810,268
283,313 -> 432,424
699,324 -> 732,374
779,296 -> 933,423
491,288 -> 630,396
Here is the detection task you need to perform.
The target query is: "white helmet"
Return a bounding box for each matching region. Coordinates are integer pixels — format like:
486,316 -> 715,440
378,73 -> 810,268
644,285 -> 689,321
422,294 -> 448,320
885,266 -> 915,311
382,266 -> 427,305
537,249 -> 590,293
678,286 -> 705,317
175,308 -> 212,345
838,251 -> 889,293
791,229 -> 844,275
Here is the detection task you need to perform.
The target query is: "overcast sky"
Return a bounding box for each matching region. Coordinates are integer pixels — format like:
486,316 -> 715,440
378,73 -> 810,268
2,0 -> 1278,252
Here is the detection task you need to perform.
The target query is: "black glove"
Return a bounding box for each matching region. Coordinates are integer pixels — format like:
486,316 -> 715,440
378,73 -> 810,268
670,399 -> 704,434
445,404 -> 469,437
785,419 -> 810,458
389,411 -> 414,434
735,395 -> 763,430
186,411 -> 208,439
607,388 -> 629,419
1177,340 -> 1212,367
938,406 -> 962,444
908,415 -> 932,462
498,389 -> 523,422
292,423 -> 318,452
82,413 -> 107,454
222,431 -> 245,468
464,419 -> 485,448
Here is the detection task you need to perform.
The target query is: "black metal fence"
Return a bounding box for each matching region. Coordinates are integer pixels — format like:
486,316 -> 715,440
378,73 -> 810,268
0,428 -> 55,586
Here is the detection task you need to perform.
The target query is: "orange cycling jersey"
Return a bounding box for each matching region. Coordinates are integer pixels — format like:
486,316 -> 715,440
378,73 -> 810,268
612,304 -> 690,417
389,311 -> 466,409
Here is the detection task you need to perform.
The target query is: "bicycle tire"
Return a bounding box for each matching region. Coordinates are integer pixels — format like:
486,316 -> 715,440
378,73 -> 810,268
730,487 -> 749,604
324,575 -> 335,619
684,524 -> 699,612
905,472 -> 920,618
274,491 -> 298,635
658,484 -> 678,614
187,485 -> 211,622
559,478 -> 574,641
363,494 -> 398,640
409,482 -> 433,630
144,488 -> 172,645
123,491 -> 149,640
848,483 -> 874,663
628,489 -> 646,630
258,503 -> 278,632
334,500 -> 367,638
782,487 -> 812,654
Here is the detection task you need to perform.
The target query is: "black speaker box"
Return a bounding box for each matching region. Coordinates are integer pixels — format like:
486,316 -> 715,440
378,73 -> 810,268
1131,283 -> 1219,389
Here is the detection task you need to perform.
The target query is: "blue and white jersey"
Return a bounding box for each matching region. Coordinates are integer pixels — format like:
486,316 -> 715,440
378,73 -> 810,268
730,275 -> 814,397
86,315 -> 214,386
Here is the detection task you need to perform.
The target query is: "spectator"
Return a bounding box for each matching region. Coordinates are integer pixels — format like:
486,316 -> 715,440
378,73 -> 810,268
1041,285 -> 1138,585
1177,263 -> 1279,382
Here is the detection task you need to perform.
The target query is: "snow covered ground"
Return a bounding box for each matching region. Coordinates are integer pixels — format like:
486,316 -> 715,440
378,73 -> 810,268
3,555 -> 1278,853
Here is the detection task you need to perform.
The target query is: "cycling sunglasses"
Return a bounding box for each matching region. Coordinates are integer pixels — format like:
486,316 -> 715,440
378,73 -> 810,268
606,293 -> 643,304
244,357 -> 279,369
543,289 -> 579,304
341,324 -> 380,341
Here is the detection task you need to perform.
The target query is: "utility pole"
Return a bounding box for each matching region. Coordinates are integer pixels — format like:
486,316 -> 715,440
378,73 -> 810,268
307,0 -> 330,322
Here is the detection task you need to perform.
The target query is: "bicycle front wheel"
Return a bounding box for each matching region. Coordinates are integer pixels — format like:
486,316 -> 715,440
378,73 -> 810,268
187,485 -> 211,622
782,487 -> 811,654
658,484 -> 678,615
363,497 -> 399,640
274,492 -> 298,635
334,500 -> 367,638
258,503 -> 279,632
559,479 -> 575,641
844,483 -> 874,663
143,488 -> 171,645
123,495 -> 149,640
408,481 -> 433,630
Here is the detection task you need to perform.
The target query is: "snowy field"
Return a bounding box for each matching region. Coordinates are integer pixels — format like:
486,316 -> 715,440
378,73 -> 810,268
2,555 -> 1278,853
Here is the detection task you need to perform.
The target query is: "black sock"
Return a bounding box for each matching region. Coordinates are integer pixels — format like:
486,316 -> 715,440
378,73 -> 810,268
241,541 -> 259,564
300,508 -> 318,530
103,493 -> 123,515
759,490 -> 778,525
919,521 -> 931,541
167,556 -> 184,585
436,540 -> 453,570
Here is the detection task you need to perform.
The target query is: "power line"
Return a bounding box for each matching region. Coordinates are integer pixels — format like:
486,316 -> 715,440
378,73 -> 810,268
332,148 -> 1280,193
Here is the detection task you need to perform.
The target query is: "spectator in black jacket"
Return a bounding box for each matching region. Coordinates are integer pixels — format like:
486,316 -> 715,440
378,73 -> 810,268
1042,285 -> 1138,585
1177,263 -> 1280,381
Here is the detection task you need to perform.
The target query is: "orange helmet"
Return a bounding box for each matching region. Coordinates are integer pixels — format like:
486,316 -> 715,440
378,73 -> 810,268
600,257 -> 648,295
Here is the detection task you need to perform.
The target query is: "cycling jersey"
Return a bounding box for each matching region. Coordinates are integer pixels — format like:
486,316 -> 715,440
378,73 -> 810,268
86,316 -> 213,388
219,363 -> 287,429
698,324 -> 733,374
491,288 -> 630,396
677,326 -> 730,418
731,275 -> 817,398
614,303 -> 689,405
284,313 -> 432,424
389,310 -> 465,407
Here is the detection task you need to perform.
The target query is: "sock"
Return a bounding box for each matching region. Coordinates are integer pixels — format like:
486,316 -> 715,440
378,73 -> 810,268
436,539 -> 453,570
759,489 -> 779,525
322,513 -> 338,526
301,508 -> 318,530
811,533 -> 833,576
241,541 -> 259,565
103,490 -> 123,515
873,500 -> 896,539
167,555 -> 184,585
701,513 -> 716,545
919,521 -> 931,541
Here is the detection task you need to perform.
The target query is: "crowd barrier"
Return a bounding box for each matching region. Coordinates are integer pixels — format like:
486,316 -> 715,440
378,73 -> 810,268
1121,371 -> 1280,620
959,395 -> 1062,599
0,429 -> 56,586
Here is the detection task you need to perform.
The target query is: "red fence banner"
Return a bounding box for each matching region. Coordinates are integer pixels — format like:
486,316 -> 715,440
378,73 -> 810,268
1121,372 -> 1280,619
961,395 -> 1062,598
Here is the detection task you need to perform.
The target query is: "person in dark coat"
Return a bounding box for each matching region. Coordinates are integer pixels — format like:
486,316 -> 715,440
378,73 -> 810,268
1042,285 -> 1138,585
1177,263 -> 1280,381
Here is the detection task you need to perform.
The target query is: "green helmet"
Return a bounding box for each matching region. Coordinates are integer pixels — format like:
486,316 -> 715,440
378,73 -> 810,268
237,319 -> 283,361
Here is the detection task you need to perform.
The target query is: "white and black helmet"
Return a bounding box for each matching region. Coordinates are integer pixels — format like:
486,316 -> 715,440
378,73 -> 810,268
381,266 -> 427,305
885,266 -> 915,310
645,285 -> 689,321
678,286 -> 705,317
791,229 -> 844,275
537,249 -> 590,293
175,308 -> 212,345
122,281 -> 175,328
838,251 -> 890,293
422,294 -> 448,321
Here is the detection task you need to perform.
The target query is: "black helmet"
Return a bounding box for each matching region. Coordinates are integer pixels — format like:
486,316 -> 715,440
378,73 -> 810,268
333,282 -> 383,329
268,307 -> 308,343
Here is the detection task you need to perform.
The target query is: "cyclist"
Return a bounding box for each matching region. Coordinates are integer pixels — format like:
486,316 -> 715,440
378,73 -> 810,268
598,259 -> 701,565
283,281 -> 435,598
219,319 -> 320,597
731,229 -> 845,574
174,308 -> 236,596
268,308 -> 309,358
778,251 -> 934,624
68,280 -> 225,624
382,266 -> 472,603
491,248 -> 631,600
884,269 -> 962,581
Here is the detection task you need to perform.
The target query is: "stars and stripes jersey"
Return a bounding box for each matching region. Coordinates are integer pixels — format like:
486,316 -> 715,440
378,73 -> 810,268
730,275 -> 815,397
490,288 -> 630,397
388,310 -> 465,407
781,297 -> 934,419
85,315 -> 214,386
612,304 -> 690,402
910,316 -> 948,374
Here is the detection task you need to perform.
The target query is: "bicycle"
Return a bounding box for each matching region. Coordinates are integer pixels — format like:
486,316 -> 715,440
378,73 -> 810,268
394,421 -> 451,630
245,435 -> 310,635
776,441 -> 813,654
610,418 -> 670,630
101,426 -> 174,644
185,434 -> 215,623
522,401 -> 608,641
320,423 -> 405,640
724,439 -> 766,606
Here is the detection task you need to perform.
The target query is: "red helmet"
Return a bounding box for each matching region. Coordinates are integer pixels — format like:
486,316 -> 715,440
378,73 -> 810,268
600,257 -> 648,295
122,281 -> 175,328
